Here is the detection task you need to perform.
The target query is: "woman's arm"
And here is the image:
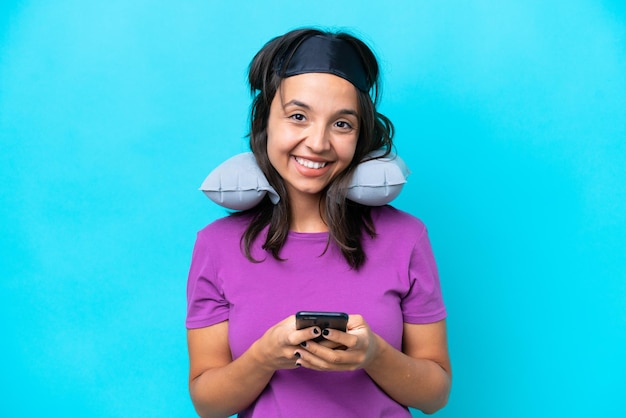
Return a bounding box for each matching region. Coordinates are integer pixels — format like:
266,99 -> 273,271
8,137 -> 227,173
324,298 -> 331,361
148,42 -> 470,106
188,321 -> 271,418
364,320 -> 451,413
294,317 -> 451,414
188,317 -> 317,418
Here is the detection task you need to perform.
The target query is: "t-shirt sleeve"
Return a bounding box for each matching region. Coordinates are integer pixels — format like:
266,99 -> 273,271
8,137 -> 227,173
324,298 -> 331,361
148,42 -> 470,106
185,229 -> 230,329
402,226 -> 447,324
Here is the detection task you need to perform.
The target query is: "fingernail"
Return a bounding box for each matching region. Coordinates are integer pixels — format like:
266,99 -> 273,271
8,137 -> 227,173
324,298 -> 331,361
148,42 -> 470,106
294,352 -> 301,359
295,362 -> 301,367
300,341 -> 307,348
322,329 -> 330,337
313,328 -> 320,335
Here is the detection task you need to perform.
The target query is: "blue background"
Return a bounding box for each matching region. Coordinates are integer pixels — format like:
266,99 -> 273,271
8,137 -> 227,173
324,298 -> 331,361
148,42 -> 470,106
1,1 -> 625,417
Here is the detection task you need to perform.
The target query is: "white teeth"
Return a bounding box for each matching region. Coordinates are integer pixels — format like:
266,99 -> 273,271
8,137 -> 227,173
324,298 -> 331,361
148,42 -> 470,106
295,157 -> 327,169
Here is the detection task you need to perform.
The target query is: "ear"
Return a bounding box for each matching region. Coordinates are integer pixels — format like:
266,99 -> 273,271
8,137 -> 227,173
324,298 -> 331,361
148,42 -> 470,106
200,151 -> 409,210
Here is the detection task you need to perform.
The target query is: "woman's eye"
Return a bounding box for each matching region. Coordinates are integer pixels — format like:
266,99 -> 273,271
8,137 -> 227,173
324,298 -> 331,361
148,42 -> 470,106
335,121 -> 353,129
290,113 -> 305,121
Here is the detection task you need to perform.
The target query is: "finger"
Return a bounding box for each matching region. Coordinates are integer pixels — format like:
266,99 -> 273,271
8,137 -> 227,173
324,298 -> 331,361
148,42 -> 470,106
320,328 -> 357,349
287,326 -> 321,346
317,339 -> 346,350
347,314 -> 364,329
293,350 -> 303,368
294,346 -> 347,371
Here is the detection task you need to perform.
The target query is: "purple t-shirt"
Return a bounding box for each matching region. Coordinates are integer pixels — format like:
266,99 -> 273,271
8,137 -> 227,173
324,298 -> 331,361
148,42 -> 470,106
186,205 -> 446,417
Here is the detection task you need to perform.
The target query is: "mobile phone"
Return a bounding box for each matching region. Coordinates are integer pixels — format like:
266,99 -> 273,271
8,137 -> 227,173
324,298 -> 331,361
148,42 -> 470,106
296,311 -> 349,342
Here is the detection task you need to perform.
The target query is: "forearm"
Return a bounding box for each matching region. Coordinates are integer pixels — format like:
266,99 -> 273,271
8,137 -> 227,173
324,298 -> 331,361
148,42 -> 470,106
364,334 -> 451,414
190,341 -> 275,418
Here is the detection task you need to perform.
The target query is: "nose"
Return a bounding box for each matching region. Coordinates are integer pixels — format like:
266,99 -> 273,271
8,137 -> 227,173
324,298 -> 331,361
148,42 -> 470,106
304,124 -> 331,153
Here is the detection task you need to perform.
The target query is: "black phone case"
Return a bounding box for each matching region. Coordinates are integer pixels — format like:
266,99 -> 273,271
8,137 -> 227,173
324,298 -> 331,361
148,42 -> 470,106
296,311 -> 348,342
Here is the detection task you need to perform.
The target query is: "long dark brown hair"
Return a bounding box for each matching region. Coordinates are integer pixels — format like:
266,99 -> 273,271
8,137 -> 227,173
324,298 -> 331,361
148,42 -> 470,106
235,28 -> 394,270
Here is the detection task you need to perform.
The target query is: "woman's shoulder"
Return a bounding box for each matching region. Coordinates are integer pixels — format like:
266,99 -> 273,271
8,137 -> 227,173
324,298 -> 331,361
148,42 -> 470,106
370,205 -> 427,235
197,213 -> 253,239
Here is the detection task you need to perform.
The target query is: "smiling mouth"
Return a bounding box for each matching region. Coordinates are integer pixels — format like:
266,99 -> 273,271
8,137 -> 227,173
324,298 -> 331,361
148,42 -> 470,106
294,156 -> 328,169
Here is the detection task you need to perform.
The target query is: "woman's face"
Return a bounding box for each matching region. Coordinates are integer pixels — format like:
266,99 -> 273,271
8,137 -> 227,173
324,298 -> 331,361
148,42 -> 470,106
266,73 -> 359,204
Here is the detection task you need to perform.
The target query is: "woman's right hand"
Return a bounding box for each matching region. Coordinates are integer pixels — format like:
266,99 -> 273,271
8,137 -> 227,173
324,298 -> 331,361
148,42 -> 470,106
188,316 -> 320,417
250,315 -> 321,371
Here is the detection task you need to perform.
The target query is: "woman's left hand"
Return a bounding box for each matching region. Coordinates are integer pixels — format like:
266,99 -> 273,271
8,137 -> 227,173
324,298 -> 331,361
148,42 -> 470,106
294,314 -> 380,371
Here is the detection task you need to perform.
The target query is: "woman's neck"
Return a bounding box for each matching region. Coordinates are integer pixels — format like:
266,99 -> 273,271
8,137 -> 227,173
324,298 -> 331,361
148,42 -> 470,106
288,194 -> 328,233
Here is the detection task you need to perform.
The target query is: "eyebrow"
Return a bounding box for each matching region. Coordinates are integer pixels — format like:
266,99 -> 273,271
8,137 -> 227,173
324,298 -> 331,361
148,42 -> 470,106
283,99 -> 359,118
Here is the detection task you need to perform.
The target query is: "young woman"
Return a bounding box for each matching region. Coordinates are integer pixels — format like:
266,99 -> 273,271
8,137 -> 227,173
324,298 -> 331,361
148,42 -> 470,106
186,28 -> 451,417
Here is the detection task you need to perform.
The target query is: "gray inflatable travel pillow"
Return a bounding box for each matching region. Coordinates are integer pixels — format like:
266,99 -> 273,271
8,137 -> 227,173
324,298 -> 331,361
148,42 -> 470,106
200,150 -> 409,210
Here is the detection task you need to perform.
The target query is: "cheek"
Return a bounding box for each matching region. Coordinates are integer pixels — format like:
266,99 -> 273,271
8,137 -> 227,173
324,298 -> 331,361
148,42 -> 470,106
265,130 -> 288,174
266,119 -> 288,151
339,138 -> 359,164
265,121 -> 280,159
